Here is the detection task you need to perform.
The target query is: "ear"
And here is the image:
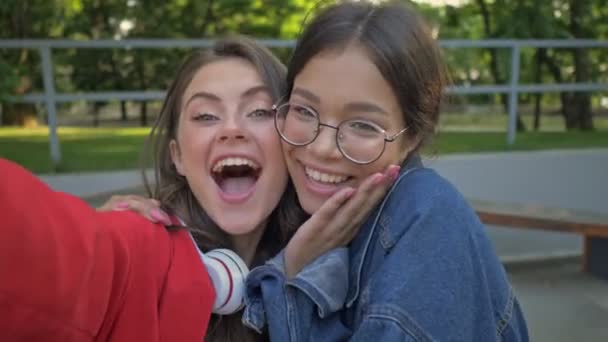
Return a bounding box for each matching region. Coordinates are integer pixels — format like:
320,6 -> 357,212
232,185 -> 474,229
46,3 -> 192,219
399,135 -> 422,165
169,139 -> 185,176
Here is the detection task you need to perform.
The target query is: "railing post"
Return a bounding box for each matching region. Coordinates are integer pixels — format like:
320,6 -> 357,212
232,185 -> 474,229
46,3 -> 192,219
507,44 -> 521,145
40,45 -> 61,167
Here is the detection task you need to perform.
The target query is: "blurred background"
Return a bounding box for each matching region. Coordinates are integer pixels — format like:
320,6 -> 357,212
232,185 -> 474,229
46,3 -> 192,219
0,0 -> 607,173
1,1 -> 607,341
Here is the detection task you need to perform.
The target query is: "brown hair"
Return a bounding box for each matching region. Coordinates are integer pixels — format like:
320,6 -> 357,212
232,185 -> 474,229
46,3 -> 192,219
141,36 -> 306,342
288,0 -> 448,152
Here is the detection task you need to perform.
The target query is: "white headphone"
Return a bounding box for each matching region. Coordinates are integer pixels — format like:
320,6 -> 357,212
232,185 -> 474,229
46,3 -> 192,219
172,215 -> 250,315
201,248 -> 250,315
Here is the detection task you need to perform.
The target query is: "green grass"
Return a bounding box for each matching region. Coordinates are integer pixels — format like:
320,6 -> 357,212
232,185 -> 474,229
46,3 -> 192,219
431,131 -> 608,155
0,127 -> 150,173
1,126 -> 607,173
439,113 -> 608,131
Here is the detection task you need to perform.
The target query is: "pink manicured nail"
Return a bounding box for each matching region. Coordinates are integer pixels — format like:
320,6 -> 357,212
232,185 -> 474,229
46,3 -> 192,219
388,166 -> 401,181
372,173 -> 386,185
114,201 -> 130,210
151,208 -> 170,224
344,188 -> 356,199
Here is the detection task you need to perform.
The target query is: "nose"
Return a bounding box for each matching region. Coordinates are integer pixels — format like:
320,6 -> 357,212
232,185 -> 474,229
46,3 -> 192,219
218,116 -> 247,142
306,125 -> 341,160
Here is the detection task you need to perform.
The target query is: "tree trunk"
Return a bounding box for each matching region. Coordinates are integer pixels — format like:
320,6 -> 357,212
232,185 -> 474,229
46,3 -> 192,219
3,103 -> 38,127
199,0 -> 215,35
571,49 -> 594,131
140,102 -> 148,126
136,53 -> 147,127
569,0 -> 593,130
475,0 -> 525,131
92,103 -> 101,127
3,73 -> 38,127
120,101 -> 128,121
533,48 -> 543,131
1,0 -> 39,127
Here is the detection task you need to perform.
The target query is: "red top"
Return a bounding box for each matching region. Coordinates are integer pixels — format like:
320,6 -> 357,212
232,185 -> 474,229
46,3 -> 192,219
0,159 -> 215,341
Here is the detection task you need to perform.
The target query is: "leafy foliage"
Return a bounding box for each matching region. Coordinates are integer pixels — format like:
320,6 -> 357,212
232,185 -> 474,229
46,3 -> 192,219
0,0 -> 606,129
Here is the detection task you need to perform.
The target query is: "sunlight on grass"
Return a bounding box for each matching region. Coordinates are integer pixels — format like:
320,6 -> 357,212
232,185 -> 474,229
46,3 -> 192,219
439,114 -> 608,131
0,126 -> 151,138
1,124 -> 606,174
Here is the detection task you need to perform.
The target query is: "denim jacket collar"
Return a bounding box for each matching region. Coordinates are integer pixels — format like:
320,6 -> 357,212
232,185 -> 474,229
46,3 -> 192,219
346,154 -> 423,307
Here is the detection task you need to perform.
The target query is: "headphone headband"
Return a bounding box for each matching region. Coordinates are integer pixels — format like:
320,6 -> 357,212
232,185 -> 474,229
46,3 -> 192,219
202,249 -> 249,315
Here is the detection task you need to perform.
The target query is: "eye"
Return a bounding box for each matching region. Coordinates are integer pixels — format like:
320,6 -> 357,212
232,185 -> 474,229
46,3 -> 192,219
193,112 -> 219,122
291,105 -> 317,121
344,120 -> 383,137
247,108 -> 273,119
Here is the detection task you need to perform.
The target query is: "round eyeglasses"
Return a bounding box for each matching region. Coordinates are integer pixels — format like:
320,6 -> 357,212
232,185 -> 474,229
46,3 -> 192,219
273,103 -> 408,165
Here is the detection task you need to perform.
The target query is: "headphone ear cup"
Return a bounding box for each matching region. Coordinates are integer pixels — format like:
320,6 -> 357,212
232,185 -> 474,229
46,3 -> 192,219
201,249 -> 249,315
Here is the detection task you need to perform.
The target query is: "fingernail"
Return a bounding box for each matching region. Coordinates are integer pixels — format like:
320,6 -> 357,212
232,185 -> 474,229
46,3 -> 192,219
151,208 -> 170,224
388,166 -> 401,181
344,188 -> 356,199
372,173 -> 386,185
114,201 -> 130,210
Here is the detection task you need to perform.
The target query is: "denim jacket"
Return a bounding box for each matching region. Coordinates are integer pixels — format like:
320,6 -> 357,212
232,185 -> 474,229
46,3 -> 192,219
244,155 -> 529,341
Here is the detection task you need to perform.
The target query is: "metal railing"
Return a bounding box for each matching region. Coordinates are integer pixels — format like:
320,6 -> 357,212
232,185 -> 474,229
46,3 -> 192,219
1,39 -> 607,166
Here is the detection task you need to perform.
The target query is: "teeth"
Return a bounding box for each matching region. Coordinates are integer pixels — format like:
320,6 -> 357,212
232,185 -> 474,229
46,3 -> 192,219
305,167 -> 348,184
212,157 -> 259,173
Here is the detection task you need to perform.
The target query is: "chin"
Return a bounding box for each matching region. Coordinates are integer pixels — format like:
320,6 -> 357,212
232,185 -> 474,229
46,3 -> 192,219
297,192 -> 323,216
215,211 -> 266,236
217,221 -> 259,236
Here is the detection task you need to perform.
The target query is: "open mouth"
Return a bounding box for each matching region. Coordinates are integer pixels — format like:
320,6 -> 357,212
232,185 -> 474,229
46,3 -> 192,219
211,157 -> 261,197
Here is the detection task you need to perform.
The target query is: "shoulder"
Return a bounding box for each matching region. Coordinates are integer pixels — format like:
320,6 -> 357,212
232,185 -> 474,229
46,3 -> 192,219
391,166 -> 469,215
364,168 -> 518,340
99,211 -> 172,249
375,167 -> 480,249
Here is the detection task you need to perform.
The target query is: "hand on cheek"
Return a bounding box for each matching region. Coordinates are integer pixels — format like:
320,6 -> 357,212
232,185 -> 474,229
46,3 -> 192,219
284,164 -> 400,277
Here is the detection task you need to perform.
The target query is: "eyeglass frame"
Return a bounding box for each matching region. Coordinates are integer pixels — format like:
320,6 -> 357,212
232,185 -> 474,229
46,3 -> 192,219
272,102 -> 408,165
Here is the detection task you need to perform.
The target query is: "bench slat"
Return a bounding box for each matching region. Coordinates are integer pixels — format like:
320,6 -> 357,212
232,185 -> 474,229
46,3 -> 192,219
469,199 -> 608,237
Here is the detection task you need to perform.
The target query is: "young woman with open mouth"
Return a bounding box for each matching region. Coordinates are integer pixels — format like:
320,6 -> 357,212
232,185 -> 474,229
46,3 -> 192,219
0,36 -> 396,342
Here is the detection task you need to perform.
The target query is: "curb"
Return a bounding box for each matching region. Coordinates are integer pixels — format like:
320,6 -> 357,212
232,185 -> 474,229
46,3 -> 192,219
82,185 -> 148,207
426,148 -> 608,161
501,250 -> 581,272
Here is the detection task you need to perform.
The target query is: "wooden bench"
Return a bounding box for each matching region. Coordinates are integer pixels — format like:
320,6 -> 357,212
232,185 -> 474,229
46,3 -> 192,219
470,199 -> 608,280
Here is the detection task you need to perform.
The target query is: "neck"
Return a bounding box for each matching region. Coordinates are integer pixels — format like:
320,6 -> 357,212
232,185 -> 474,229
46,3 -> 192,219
230,222 -> 267,266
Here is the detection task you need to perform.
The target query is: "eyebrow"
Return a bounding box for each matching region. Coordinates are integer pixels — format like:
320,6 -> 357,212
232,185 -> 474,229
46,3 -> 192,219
293,87 -> 388,116
344,102 -> 389,116
184,85 -> 270,109
291,87 -> 321,104
184,91 -> 221,109
241,85 -> 270,99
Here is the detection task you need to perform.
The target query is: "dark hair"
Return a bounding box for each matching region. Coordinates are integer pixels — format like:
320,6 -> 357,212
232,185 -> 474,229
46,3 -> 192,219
287,0 -> 447,150
142,36 -> 306,342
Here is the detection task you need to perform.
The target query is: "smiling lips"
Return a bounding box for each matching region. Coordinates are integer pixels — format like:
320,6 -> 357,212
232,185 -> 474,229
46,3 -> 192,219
300,163 -> 350,196
304,166 -> 348,184
211,157 -> 261,203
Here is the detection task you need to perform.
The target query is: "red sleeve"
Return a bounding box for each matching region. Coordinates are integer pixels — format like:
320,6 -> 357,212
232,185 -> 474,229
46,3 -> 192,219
0,159 -> 215,341
0,158 -> 130,339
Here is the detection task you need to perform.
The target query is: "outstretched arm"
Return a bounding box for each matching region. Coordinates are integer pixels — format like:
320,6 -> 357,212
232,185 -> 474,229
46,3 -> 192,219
0,159 -> 217,341
0,158 -> 130,340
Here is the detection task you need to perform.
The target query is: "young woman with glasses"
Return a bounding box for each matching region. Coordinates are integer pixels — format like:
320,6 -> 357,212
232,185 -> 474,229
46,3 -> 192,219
243,1 -> 529,341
